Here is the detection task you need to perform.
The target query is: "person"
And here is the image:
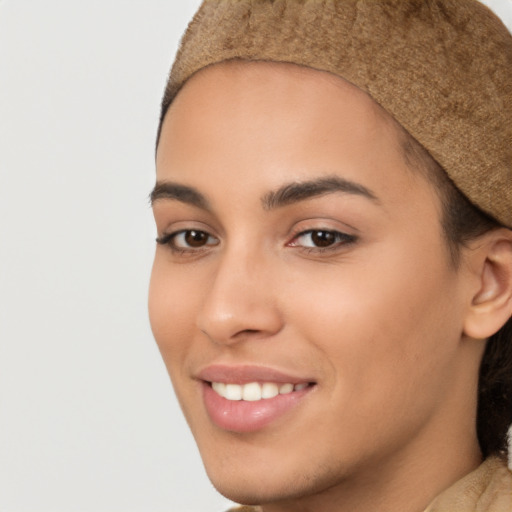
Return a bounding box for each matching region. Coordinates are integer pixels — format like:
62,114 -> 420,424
148,1 -> 512,511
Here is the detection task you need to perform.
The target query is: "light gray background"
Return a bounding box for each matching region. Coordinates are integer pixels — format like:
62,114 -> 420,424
0,1 -> 510,511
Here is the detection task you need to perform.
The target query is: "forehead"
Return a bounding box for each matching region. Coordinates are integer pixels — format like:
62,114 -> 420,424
156,61 -> 440,226
163,60 -> 396,143
158,62 -> 399,169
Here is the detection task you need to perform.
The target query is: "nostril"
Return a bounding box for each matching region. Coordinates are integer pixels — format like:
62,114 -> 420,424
196,279 -> 284,345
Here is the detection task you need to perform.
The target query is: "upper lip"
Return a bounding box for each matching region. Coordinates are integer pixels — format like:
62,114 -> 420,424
197,364 -> 314,385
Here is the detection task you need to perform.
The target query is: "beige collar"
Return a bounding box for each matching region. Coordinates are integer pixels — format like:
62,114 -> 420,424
424,456 -> 512,512
228,457 -> 512,512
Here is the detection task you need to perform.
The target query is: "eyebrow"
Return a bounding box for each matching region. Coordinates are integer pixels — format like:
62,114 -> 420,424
261,175 -> 378,210
150,181 -> 211,210
150,175 -> 378,211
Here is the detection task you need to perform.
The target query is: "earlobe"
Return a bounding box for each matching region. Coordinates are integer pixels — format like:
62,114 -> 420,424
463,231 -> 512,340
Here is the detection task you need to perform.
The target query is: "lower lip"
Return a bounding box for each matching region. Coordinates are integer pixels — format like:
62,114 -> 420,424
202,382 -> 313,433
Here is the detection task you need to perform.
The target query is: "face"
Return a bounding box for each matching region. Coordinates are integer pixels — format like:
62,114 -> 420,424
150,62 -> 479,509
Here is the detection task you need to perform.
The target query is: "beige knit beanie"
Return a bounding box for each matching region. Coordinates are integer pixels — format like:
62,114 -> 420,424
159,0 -> 512,227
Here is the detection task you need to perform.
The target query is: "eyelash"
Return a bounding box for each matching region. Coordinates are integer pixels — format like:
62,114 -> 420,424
156,228 -> 357,255
156,230 -> 219,254
287,229 -> 357,253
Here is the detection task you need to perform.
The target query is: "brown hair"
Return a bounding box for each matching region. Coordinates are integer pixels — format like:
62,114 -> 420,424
399,128 -> 512,459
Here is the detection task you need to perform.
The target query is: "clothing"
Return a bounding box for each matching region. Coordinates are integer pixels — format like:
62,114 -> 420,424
425,457 -> 512,512
161,0 -> 512,228
226,456 -> 512,512
226,507 -> 261,512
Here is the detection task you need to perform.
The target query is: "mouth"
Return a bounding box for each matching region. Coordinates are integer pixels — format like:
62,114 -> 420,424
198,365 -> 316,433
209,381 -> 312,401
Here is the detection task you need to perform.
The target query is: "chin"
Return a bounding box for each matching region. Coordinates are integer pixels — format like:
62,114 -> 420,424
203,455 -> 285,504
203,449 -> 341,509
209,477 -> 291,508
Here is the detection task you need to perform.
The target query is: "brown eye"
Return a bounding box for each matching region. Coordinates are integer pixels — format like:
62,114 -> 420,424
310,230 -> 336,247
184,230 -> 210,247
156,229 -> 219,251
289,229 -> 357,251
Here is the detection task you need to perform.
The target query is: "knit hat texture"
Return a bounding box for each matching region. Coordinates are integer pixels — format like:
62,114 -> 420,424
160,0 -> 512,227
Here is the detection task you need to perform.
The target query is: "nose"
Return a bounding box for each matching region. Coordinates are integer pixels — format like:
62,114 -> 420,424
196,248 -> 283,345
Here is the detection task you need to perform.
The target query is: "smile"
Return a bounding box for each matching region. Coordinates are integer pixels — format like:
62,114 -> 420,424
199,366 -> 316,432
211,381 -> 310,401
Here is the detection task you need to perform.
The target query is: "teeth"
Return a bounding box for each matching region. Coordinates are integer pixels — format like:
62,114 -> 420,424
242,382 -> 262,401
212,382 -> 226,396
211,381 -> 309,401
261,382 -> 279,399
279,383 -> 294,394
225,383 -> 243,401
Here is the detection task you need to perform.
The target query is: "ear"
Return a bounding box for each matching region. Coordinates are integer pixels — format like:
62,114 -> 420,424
463,228 -> 512,339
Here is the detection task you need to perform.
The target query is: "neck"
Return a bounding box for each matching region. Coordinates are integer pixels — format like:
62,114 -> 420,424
261,435 -> 482,512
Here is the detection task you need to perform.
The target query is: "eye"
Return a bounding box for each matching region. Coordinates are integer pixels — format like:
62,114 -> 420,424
289,229 -> 356,250
156,229 -> 219,251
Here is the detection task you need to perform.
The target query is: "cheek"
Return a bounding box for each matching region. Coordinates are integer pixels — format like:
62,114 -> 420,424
285,241 -> 461,413
148,256 -> 198,371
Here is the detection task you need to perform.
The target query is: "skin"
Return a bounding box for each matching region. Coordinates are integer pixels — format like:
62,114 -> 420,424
149,62 -> 487,512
